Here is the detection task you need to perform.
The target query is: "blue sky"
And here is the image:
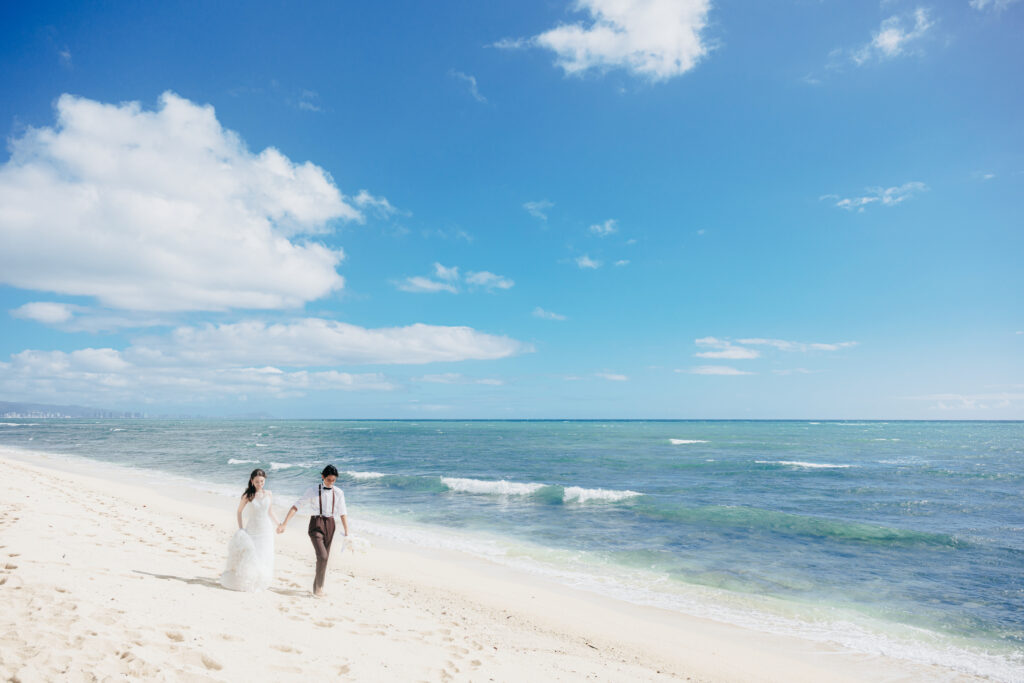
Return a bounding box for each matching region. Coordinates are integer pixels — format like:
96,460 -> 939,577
0,0 -> 1021,418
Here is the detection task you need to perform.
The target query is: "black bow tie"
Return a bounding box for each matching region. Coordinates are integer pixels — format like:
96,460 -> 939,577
322,487 -> 333,490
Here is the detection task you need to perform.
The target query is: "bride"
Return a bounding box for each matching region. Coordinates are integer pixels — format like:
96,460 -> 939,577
220,468 -> 280,592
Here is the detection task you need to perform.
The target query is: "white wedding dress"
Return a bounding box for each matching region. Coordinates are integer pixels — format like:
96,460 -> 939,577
220,494 -> 275,592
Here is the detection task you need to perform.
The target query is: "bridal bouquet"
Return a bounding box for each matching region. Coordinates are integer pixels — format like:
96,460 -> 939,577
342,534 -> 371,554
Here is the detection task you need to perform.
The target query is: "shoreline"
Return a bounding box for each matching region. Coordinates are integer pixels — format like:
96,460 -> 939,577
0,445 -> 1007,681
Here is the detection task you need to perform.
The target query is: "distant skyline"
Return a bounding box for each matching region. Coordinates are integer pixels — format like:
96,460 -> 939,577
0,1 -> 1021,419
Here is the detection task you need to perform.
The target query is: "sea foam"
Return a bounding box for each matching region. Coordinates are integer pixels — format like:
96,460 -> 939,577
345,471 -> 387,480
228,458 -> 259,465
757,460 -> 852,469
563,486 -> 642,503
440,477 -> 641,503
441,477 -> 544,496
269,461 -> 315,471
670,439 -> 708,445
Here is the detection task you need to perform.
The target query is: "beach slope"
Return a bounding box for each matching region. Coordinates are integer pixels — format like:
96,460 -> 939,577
0,450 -> 975,682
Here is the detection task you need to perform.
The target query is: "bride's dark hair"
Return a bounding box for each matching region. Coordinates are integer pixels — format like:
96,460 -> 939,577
244,469 -> 267,501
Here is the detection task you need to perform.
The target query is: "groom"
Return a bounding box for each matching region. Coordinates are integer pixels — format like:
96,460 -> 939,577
278,465 -> 349,597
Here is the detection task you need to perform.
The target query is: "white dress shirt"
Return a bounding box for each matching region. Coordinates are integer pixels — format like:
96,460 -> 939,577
294,484 -> 347,518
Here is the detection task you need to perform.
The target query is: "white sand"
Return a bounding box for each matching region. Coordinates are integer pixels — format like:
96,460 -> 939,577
0,447 -> 980,682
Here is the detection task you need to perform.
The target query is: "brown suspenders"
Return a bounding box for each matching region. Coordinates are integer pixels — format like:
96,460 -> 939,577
318,484 -> 335,517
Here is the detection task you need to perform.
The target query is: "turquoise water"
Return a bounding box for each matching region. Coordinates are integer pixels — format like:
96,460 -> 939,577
1,419 -> 1022,678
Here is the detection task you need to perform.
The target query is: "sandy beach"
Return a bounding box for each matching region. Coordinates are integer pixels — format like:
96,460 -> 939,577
0,447 -> 985,682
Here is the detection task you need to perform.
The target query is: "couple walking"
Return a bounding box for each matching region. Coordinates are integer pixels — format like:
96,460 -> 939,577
220,465 -> 349,597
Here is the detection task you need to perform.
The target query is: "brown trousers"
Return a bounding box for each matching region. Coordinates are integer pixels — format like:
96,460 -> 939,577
308,516 -> 336,594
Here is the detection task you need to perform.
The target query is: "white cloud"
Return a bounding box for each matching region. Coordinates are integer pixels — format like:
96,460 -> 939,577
589,219 -> 618,236
969,0 -> 1020,12
353,189 -> 402,218
465,271 -> 515,290
694,337 -> 760,360
851,8 -> 933,65
772,368 -> 813,375
824,182 -> 927,212
0,318 -> 530,404
9,302 -> 172,332
695,347 -> 759,360
681,365 -> 753,376
11,302 -> 75,324
0,92 -> 384,312
614,259 -> 630,267
449,70 -> 487,103
434,263 -> 460,281
297,89 -> 323,112
576,254 -> 602,269
0,347 -> 397,404
595,372 -> 628,381
398,264 -> 513,293
533,307 -> 567,321
416,373 -> 504,386
58,48 -> 72,68
738,338 -> 858,352
149,319 -> 530,366
397,276 -> 459,294
498,0 -> 712,82
524,200 -> 554,220
904,392 -> 1024,411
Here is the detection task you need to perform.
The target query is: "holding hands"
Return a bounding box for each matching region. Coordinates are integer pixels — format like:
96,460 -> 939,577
276,523 -> 286,534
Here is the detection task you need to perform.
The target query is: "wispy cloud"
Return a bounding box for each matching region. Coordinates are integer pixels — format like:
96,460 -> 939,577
434,263 -> 460,282
589,219 -> 618,236
679,366 -> 753,376
465,271 -> 515,290
0,319 -> 533,404
576,255 -> 602,269
859,9 -> 933,64
822,182 -> 927,212
353,189 -> 404,219
969,0 -> 1021,12
595,372 -> 628,381
449,70 -> 487,103
738,338 -> 858,352
614,259 -> 630,267
397,276 -> 459,294
297,89 -> 323,112
416,373 -> 504,386
397,263 -> 513,293
694,337 -> 760,360
904,392 -> 1024,411
533,307 -> 567,321
524,200 -> 554,221
58,47 -> 72,68
494,0 -> 712,82
10,301 -> 173,332
11,302 -> 75,325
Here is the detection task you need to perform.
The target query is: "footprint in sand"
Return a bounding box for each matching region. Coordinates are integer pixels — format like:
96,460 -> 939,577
271,644 -> 298,653
201,654 -> 223,671
166,631 -> 185,642
4,563 -> 17,570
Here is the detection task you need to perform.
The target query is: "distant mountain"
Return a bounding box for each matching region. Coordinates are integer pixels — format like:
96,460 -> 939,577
0,400 -> 144,419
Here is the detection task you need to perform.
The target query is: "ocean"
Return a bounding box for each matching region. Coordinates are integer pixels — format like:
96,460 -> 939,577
1,419 -> 1021,680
